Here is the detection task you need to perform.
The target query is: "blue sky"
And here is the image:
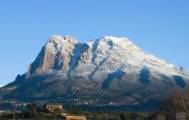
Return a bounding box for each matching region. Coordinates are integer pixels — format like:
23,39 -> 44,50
0,0 -> 189,86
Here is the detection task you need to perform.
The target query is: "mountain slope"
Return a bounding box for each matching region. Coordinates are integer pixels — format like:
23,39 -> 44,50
1,35 -> 189,105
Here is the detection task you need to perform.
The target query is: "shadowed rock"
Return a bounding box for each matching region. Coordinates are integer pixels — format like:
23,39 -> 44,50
173,75 -> 186,88
139,68 -> 150,85
102,70 -> 125,89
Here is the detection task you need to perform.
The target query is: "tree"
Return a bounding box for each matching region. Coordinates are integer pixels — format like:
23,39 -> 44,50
25,104 -> 39,119
157,88 -> 189,120
156,114 -> 166,120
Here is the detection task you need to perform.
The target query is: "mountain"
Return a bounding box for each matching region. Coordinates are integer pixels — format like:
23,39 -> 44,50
1,35 -> 189,106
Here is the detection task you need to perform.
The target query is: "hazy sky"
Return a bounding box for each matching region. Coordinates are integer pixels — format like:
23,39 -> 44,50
0,0 -> 189,86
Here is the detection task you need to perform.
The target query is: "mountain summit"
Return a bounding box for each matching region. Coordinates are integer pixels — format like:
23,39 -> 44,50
1,35 -> 189,105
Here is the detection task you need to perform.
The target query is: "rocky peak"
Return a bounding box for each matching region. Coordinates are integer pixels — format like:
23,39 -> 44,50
26,35 -> 189,80
48,35 -> 77,44
46,35 -> 77,53
27,35 -> 79,77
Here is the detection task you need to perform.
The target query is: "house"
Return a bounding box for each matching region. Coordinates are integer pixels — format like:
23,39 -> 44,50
64,115 -> 87,120
45,103 -> 64,112
45,103 -> 87,120
0,110 -> 5,115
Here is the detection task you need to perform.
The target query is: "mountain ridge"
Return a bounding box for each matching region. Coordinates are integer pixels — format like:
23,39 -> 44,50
1,35 -> 189,106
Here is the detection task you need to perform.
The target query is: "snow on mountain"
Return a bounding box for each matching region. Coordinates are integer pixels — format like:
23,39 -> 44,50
1,35 -> 189,105
27,35 -> 188,80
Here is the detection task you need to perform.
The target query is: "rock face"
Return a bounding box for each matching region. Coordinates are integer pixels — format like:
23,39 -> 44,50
1,35 -> 189,105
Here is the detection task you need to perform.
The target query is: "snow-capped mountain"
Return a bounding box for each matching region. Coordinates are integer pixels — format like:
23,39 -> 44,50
27,35 -> 187,78
1,35 -> 189,105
